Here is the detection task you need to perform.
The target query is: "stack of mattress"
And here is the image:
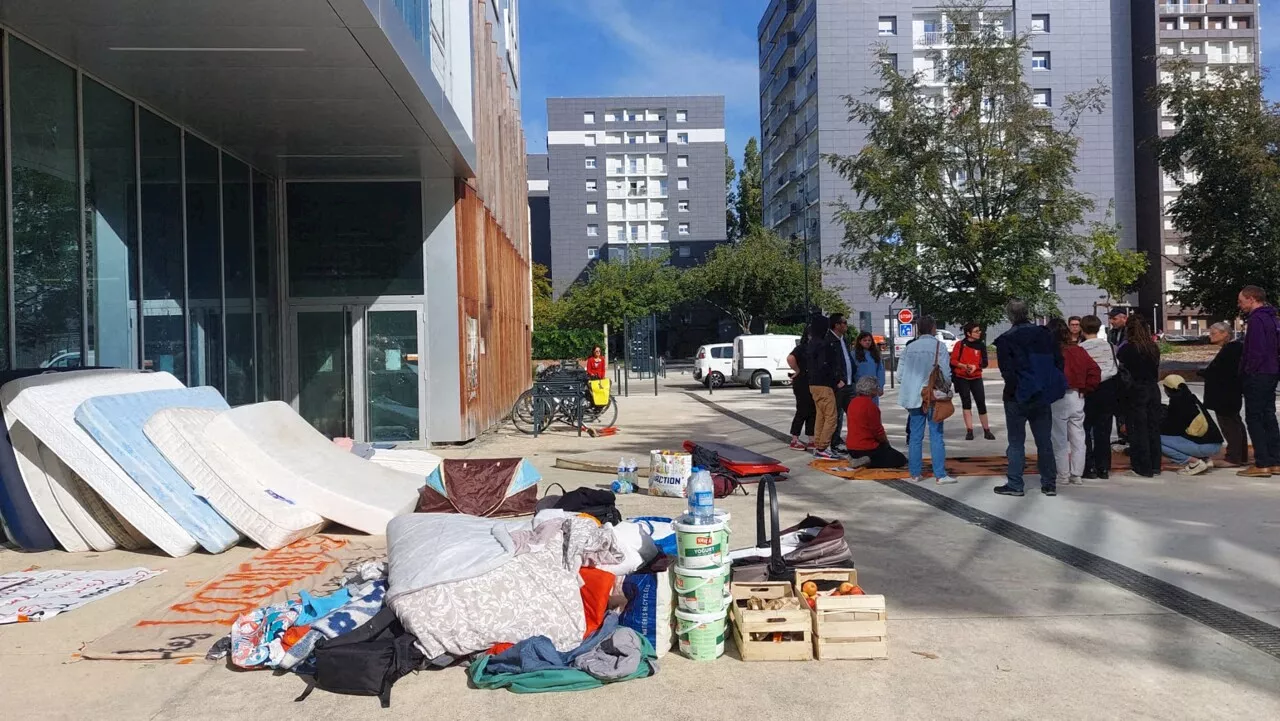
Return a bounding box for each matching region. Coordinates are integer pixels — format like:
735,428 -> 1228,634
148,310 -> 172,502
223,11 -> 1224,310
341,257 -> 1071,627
0,370 -> 426,556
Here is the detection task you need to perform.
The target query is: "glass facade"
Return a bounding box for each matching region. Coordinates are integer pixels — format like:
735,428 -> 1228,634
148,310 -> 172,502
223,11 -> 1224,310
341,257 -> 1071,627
0,33 -> 282,401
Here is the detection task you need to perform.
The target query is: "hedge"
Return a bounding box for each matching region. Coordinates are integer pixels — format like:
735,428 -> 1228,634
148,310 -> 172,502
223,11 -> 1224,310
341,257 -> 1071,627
533,328 -> 604,361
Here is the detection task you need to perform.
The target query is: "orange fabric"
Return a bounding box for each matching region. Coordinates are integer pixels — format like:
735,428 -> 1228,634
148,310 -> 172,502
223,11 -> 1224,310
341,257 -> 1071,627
487,642 -> 515,655
579,567 -> 616,638
282,625 -> 312,649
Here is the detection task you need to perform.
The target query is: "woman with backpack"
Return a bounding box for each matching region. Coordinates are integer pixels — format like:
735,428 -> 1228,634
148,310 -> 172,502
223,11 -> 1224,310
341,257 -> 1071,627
852,332 -> 886,407
1049,318 -> 1101,486
950,322 -> 996,441
1118,314 -> 1164,477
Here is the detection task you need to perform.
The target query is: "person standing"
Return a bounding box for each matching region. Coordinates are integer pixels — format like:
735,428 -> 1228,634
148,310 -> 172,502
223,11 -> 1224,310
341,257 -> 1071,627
1106,308 -> 1129,448
950,322 -> 996,441
852,332 -> 887,407
1236,286 -> 1280,477
805,315 -> 841,460
1068,316 -> 1084,344
1049,318 -> 1101,486
786,327 -> 816,450
845,376 -> 907,469
992,300 -> 1067,497
1201,321 -> 1248,466
828,314 -> 854,453
1079,315 -> 1119,479
1118,314 -> 1163,478
1159,375 -> 1224,476
897,316 -> 956,485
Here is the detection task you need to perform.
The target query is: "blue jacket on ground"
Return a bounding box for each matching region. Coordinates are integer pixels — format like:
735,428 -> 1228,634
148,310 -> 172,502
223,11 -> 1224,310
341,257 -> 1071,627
1241,305 -> 1280,376
994,322 -> 1067,406
897,335 -> 950,411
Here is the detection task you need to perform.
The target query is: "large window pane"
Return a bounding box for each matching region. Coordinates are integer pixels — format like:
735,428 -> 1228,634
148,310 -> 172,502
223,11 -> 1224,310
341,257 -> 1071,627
0,45 -> 8,370
221,153 -> 253,405
83,79 -> 138,370
287,182 -> 424,297
10,40 -> 81,368
366,310 -> 420,441
139,110 -> 185,381
253,171 -> 280,401
185,135 -> 223,391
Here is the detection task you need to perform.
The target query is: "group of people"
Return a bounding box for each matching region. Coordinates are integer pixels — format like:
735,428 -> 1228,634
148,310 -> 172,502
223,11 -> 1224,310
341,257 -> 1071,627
781,284 -> 1280,495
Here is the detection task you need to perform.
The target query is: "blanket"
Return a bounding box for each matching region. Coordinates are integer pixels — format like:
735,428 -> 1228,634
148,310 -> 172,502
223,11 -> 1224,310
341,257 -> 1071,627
385,514 -> 523,603
0,568 -> 163,624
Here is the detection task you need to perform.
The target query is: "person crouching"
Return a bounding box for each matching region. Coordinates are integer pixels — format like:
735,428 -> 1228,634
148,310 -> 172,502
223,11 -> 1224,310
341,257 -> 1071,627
1159,375 -> 1224,476
845,376 -> 908,469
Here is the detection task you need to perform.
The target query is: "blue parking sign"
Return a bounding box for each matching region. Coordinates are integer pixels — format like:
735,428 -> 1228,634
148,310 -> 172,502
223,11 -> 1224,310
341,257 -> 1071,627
899,322 -> 913,337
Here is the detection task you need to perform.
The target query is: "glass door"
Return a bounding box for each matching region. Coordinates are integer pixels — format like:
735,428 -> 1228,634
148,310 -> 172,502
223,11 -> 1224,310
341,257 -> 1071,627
290,306 -> 352,439
362,308 -> 423,442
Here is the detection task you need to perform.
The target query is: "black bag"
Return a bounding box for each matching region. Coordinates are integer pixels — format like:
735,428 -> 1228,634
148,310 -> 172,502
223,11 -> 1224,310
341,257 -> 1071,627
295,606 -> 425,708
730,474 -> 855,583
548,485 -> 622,526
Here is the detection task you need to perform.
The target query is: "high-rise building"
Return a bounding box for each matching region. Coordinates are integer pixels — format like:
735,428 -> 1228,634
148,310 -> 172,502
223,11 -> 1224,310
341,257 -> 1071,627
541,97 -> 728,296
0,0 -> 530,442
758,0 -> 1138,333
1132,0 -> 1261,334
528,153 -> 553,272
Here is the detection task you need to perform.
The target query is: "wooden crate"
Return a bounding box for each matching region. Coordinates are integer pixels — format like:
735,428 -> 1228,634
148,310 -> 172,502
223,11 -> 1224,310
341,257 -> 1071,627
795,569 -> 888,660
729,581 -> 814,662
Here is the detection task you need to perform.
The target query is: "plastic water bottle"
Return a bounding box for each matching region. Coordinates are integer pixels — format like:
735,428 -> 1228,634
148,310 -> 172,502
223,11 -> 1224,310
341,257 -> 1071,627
613,458 -> 631,494
626,458 -> 638,488
687,467 -> 715,525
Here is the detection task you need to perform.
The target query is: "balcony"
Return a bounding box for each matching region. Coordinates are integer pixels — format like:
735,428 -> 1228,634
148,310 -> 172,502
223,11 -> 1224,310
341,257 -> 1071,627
794,1 -> 816,38
916,28 -> 1012,48
1159,3 -> 1208,14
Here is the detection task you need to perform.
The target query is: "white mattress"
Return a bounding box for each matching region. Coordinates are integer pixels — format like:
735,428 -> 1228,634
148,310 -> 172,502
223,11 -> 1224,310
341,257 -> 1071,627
367,448 -> 444,479
145,408 -> 326,549
7,422 -> 92,553
36,441 -> 132,552
202,402 -> 422,534
0,370 -> 198,557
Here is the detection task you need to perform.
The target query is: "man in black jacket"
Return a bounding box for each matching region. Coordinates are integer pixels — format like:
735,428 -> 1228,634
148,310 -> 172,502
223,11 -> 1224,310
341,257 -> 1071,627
1202,322 -> 1247,465
828,314 -> 854,453
804,315 -> 842,459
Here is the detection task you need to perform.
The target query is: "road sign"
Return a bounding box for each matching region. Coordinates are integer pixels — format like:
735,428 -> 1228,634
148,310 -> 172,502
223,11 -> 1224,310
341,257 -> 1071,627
899,322 -> 914,338
897,309 -> 915,325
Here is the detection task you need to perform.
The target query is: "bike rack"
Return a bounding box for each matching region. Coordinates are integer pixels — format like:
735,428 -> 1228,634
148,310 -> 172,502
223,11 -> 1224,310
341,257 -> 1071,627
531,378 -> 586,438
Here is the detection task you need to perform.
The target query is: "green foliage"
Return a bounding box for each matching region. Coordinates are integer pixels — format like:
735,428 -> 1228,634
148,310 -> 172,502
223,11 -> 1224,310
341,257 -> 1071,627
725,147 -> 739,241
532,263 -> 563,330
1067,204 -> 1148,304
735,137 -> 764,238
532,328 -> 604,361
557,252 -> 685,329
681,228 -> 848,333
1153,60 -> 1280,321
825,1 -> 1111,326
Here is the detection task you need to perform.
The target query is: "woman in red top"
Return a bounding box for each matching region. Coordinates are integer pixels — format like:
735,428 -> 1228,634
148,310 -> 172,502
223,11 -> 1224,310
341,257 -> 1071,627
845,376 -> 907,469
586,345 -> 607,380
950,323 -> 995,441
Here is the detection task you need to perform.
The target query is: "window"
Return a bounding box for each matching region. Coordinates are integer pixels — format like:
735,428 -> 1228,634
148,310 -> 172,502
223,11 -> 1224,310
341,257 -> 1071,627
584,111 -> 595,124
587,224 -> 599,237
185,136 -> 225,391
586,202 -> 598,215
585,157 -> 597,169
678,246 -> 692,258
880,53 -> 898,71
605,111 -> 617,122
677,178 -> 689,190
677,155 -> 689,168
586,179 -> 598,191
1032,52 -> 1050,70
1031,14 -> 1050,33
1033,89 -> 1052,108
676,110 -> 688,122
585,133 -> 597,146
678,200 -> 690,212
138,110 -> 187,381
878,16 -> 897,36
221,153 -> 254,405
677,133 -> 689,144
252,170 -> 280,401
678,223 -> 691,235
587,248 -> 599,259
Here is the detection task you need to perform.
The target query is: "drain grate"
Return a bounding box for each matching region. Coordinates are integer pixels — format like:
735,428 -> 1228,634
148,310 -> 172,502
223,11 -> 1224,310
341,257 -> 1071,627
685,391 -> 1280,660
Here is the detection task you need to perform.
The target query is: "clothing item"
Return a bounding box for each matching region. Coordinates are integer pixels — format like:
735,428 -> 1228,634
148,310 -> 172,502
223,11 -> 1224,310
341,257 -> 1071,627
833,332 -> 854,385
853,353 -> 886,406
907,407 -> 947,479
1202,341 -> 1244,414
1160,386 -> 1224,444
1084,378 -> 1118,475
805,337 -> 844,388
1004,400 -> 1057,493
1240,305 -> 1280,375
1079,337 -> 1119,382
950,338 -> 988,380
1106,323 -> 1126,347
994,322 -> 1067,405
810,385 -> 838,451
1215,410 -> 1249,465
486,614 -> 620,676
1160,435 -> 1224,465
832,384 -> 854,450
1052,391 -> 1087,482
1126,382 -> 1164,476
898,336 -> 950,411
571,626 -> 646,681
847,442 -> 907,469
790,382 -> 816,438
1242,373 -> 1280,468
953,376 -> 988,414
845,394 -> 887,452
1117,343 -> 1160,383
1062,345 -> 1101,393
788,342 -> 809,386
586,357 -> 606,380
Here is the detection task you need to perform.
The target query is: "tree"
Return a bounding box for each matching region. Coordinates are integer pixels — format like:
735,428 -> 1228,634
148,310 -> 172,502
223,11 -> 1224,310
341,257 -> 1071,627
683,228 -> 847,333
826,1 -> 1112,327
1153,60 -> 1280,321
558,252 -> 685,330
725,146 -> 739,240
1067,206 -> 1148,306
531,263 -> 563,329
735,137 -> 764,238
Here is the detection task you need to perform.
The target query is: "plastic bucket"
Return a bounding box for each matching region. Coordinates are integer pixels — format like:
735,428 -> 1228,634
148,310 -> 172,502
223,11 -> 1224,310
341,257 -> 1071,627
673,517 -> 729,569
673,563 -> 731,613
675,609 -> 727,661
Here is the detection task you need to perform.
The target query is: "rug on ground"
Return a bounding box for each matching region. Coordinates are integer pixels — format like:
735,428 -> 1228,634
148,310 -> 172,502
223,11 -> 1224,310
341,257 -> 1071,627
811,454 -> 1159,480
1,568 -> 164,624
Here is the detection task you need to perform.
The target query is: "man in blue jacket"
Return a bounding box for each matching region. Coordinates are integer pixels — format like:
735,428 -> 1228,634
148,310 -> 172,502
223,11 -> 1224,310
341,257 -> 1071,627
1236,286 -> 1280,477
992,299 -> 1067,496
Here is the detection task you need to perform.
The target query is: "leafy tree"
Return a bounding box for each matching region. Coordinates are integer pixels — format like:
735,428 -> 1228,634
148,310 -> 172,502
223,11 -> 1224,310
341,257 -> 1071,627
725,146 -> 739,240
826,1 -> 1112,326
558,252 -> 685,330
735,137 -> 764,238
683,228 -> 847,333
1067,205 -> 1148,306
531,263 -> 563,330
1153,60 -> 1280,320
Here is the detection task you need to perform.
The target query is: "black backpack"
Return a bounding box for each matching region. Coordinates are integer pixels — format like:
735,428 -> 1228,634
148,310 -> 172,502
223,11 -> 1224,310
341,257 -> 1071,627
294,606 -> 425,708
547,484 -> 623,525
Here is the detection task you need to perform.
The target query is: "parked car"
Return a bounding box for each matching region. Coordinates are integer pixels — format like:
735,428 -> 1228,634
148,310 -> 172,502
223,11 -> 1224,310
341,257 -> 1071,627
733,334 -> 801,389
892,329 -> 958,356
694,343 -> 734,388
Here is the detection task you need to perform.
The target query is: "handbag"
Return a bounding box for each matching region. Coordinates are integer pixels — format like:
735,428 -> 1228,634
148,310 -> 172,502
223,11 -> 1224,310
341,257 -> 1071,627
921,341 -> 955,423
729,475 -> 854,583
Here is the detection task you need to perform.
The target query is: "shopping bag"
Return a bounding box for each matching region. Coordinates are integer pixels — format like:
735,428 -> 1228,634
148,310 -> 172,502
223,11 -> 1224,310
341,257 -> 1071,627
729,475 -> 854,583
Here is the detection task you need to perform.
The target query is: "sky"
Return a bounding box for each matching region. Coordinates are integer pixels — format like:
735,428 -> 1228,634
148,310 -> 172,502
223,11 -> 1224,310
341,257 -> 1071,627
521,0 -> 1280,171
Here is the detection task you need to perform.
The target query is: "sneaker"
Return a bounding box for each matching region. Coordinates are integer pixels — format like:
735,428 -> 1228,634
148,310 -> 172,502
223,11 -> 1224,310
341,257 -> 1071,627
1237,466 -> 1273,478
993,485 -> 1024,496
1082,469 -> 1098,480
789,438 -> 808,450
984,429 -> 996,441
848,455 -> 871,469
911,476 -> 926,483
965,429 -> 975,441
1042,487 -> 1058,496
1179,458 -> 1210,476
1068,476 -> 1084,485
813,448 -> 839,460
1124,470 -> 1155,479
935,476 -> 959,485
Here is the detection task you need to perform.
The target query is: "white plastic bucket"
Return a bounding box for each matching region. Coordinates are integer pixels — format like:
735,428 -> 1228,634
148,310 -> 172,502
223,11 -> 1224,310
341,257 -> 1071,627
673,517 -> 729,569
674,608 -> 727,661
673,563 -> 731,613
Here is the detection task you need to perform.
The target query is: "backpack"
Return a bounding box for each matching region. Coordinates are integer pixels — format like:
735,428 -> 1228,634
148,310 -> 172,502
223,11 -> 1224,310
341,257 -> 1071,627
547,485 -> 623,526
295,606 -> 425,708
711,472 -> 747,499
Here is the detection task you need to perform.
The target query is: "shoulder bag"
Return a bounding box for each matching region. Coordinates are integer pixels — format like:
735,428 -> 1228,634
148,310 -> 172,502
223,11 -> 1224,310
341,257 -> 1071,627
921,341 -> 956,423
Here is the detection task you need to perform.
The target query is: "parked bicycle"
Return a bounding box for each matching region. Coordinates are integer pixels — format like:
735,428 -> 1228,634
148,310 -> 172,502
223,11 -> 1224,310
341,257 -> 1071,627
510,364 -> 618,434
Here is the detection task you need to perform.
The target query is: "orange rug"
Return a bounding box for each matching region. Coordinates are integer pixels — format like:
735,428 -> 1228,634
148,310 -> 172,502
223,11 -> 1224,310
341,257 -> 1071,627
810,453 -> 1188,480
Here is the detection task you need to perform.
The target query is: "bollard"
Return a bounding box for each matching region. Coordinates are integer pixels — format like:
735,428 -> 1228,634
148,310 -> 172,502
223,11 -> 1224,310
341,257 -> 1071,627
760,375 -> 771,394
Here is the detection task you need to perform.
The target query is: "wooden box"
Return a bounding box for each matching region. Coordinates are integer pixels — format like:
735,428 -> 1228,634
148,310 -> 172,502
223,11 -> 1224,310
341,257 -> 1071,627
729,581 -> 814,662
795,569 -> 888,660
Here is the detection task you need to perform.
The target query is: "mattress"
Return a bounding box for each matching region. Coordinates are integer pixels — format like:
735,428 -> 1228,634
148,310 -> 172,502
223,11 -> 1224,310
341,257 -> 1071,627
0,370 -> 199,557
145,408 -> 326,549
75,388 -> 240,554
203,402 -> 422,534
0,407 -> 59,551
6,423 -> 92,552
35,439 -> 137,552
366,448 -> 444,479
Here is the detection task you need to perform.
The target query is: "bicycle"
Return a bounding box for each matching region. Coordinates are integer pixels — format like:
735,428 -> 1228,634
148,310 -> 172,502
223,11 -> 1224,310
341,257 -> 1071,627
510,365 -> 618,434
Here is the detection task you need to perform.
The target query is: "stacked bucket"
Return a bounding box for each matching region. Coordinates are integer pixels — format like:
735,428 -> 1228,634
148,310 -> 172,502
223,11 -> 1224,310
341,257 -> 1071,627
671,509 -> 732,661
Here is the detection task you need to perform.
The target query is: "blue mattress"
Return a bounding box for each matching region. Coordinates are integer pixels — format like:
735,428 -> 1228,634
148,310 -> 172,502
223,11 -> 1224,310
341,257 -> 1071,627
74,387 -> 240,553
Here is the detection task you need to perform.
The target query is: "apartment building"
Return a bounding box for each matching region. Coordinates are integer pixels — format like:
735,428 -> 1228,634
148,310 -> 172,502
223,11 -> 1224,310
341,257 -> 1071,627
528,153 -> 553,271
758,0 -> 1137,332
1132,0 -> 1261,334
541,97 -> 728,296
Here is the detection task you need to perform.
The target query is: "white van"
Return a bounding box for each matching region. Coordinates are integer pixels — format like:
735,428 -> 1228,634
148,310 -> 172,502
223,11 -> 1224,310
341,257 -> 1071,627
733,334 -> 802,389
694,343 -> 734,388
